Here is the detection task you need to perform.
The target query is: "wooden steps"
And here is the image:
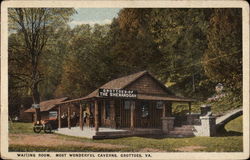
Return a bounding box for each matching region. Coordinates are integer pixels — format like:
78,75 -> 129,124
167,125 -> 195,138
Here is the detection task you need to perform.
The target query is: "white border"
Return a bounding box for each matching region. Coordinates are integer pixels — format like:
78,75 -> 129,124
1,1 -> 249,160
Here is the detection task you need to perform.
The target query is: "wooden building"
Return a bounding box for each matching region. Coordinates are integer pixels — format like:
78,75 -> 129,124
25,97 -> 75,123
55,71 -> 194,137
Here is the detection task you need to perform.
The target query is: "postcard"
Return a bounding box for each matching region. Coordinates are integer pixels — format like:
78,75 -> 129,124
1,0 -> 249,159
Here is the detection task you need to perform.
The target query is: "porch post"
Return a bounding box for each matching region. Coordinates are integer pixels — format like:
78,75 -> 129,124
130,101 -> 135,130
58,105 -> 61,129
68,105 -> 71,129
94,100 -> 99,132
188,102 -> 191,115
162,102 -> 166,117
79,103 -> 83,130
102,100 -> 105,125
110,100 -> 116,128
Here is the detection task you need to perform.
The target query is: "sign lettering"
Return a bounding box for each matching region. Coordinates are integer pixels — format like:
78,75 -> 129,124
99,89 -> 137,98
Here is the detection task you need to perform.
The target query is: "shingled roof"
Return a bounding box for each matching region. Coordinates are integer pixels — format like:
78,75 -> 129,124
58,71 -> 195,105
25,97 -> 69,113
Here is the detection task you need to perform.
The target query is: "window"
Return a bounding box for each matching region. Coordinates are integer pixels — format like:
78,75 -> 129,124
141,102 -> 149,118
105,101 -> 110,119
49,111 -> 57,118
156,101 -> 164,109
124,100 -> 131,110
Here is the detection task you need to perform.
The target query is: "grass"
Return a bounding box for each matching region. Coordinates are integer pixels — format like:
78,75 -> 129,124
94,136 -> 242,152
225,116 -> 242,133
9,121 -> 46,134
8,115 -> 243,152
9,134 -> 243,152
9,144 -> 124,152
9,121 -> 35,134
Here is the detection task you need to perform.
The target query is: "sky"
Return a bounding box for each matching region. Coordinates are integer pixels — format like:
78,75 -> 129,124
69,8 -> 121,28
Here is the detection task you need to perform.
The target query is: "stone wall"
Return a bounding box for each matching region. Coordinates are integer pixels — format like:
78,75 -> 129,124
162,117 -> 175,133
193,116 -> 216,136
187,114 -> 201,125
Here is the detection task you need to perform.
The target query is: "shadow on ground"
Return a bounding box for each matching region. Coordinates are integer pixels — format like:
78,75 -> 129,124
216,130 -> 243,137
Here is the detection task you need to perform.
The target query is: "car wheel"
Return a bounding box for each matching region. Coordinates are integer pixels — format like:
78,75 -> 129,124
44,124 -> 52,133
33,124 -> 43,133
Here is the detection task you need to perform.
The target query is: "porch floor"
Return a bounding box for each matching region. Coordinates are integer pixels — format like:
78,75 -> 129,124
55,127 -> 162,139
55,127 -> 128,139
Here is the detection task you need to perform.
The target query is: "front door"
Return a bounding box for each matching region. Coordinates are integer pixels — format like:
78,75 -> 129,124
135,101 -> 150,128
120,100 -> 131,128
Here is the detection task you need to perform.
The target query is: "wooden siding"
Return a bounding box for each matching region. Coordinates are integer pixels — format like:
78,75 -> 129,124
135,101 -> 162,128
117,100 -> 170,129
125,74 -> 167,95
120,100 -> 131,128
60,104 -> 79,116
19,108 -> 33,122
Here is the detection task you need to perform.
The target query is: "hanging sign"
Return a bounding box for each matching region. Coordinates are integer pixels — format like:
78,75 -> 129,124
99,89 -> 137,98
32,104 -> 40,109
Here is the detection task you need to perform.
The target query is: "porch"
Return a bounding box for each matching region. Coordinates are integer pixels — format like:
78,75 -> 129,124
55,126 -> 162,139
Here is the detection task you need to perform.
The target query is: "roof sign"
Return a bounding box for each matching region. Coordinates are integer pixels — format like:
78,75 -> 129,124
99,89 -> 137,98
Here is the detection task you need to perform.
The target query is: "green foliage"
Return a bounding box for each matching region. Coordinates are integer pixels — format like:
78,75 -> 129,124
109,8 -> 217,99
54,24 -> 115,98
191,92 -> 242,115
39,26 -> 73,99
203,9 -> 242,97
8,8 -> 242,113
8,8 -> 76,109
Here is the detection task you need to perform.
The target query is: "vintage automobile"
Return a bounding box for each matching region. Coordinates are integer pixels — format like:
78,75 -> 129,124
33,114 -> 79,133
33,117 -> 58,133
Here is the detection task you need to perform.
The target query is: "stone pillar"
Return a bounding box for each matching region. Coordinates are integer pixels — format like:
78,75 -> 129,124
94,100 -> 99,132
200,116 -> 216,136
130,101 -> 135,130
79,103 -> 83,130
162,117 -> 175,134
67,106 -> 71,129
200,104 -> 211,116
58,105 -> 61,129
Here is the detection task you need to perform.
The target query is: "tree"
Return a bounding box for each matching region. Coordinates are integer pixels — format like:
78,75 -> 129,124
39,25 -> 72,100
55,24 -> 114,98
109,9 -> 161,76
109,8 -> 214,98
8,8 -> 75,121
203,9 -> 242,97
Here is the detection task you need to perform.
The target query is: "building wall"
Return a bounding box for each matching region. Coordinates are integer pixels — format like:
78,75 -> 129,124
134,101 -> 163,128
59,104 -> 80,116
41,112 -> 49,120
99,74 -> 175,129
100,100 -> 116,128
125,74 -> 168,95
99,99 -> 168,129
19,107 -> 33,122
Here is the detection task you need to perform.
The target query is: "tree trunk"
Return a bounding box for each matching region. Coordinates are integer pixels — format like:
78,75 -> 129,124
32,82 -> 41,122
